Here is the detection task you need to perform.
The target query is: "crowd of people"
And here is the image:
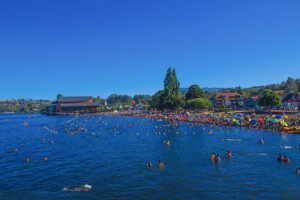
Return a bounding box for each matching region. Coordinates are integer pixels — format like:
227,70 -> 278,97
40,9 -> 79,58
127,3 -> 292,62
117,110 -> 300,133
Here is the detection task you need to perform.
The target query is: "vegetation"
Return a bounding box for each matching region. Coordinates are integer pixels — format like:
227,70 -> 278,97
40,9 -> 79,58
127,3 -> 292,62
107,94 -> 133,106
1,70 -> 299,113
258,89 -> 281,107
185,84 -> 205,100
185,98 -> 212,110
133,95 -> 151,105
0,99 -> 51,113
149,67 -> 184,110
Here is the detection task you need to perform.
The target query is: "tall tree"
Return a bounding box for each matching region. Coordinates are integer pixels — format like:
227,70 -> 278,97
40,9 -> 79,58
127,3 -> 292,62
163,67 -> 182,110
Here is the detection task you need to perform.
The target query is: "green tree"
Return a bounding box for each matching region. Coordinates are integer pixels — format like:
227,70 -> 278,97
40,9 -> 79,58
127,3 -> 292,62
258,89 -> 281,107
163,67 -> 181,110
185,84 -> 204,100
285,77 -> 298,93
133,95 -> 151,104
185,98 -> 212,110
150,90 -> 165,110
107,94 -> 120,105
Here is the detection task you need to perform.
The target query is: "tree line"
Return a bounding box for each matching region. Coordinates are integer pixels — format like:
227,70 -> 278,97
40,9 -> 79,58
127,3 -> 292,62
103,68 -> 299,110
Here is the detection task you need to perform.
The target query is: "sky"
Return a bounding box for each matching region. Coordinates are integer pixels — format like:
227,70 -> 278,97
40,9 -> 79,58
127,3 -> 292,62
0,0 -> 300,100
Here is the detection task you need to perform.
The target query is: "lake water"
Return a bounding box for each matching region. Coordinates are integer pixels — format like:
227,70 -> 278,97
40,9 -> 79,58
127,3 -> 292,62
0,114 -> 299,200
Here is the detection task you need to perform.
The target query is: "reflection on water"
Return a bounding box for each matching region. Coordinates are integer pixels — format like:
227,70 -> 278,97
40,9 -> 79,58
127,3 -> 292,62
0,114 -> 300,200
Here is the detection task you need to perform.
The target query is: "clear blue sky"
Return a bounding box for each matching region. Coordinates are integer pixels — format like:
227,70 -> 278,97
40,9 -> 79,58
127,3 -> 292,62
0,0 -> 299,100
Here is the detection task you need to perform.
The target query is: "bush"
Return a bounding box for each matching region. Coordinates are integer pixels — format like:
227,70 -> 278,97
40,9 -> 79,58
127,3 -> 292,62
184,98 -> 212,110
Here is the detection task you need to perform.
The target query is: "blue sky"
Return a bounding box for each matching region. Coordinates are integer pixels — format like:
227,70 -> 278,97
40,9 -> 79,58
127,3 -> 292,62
0,0 -> 299,100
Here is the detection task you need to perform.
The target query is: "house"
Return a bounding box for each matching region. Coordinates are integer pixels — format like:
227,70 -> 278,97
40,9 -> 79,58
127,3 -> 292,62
212,92 -> 244,109
46,95 -> 103,114
244,96 -> 259,109
281,93 -> 300,110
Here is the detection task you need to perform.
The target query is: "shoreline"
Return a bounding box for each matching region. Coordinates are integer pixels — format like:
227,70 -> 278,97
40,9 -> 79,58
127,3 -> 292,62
106,110 -> 300,134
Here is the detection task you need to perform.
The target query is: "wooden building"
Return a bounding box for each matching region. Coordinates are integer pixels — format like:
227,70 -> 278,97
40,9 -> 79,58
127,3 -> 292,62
46,95 -> 103,114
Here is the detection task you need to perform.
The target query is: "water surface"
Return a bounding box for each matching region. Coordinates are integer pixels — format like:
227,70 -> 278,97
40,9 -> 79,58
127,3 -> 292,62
0,114 -> 299,200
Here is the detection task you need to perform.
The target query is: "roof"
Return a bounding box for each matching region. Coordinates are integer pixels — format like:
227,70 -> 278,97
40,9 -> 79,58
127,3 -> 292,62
214,93 -> 242,100
57,96 -> 93,103
282,93 -> 300,102
60,102 -> 103,107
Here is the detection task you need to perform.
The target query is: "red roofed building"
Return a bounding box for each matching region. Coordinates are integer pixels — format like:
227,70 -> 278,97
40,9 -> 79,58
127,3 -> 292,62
46,95 -> 103,114
212,92 -> 244,109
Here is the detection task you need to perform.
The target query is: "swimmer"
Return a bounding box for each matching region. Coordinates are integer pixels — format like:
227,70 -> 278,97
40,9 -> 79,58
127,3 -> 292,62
147,162 -> 153,169
226,150 -> 233,159
158,160 -> 165,169
63,184 -> 92,192
282,155 -> 290,163
277,153 -> 282,162
43,156 -> 49,161
211,152 -> 215,161
50,140 -> 54,145
24,157 -> 31,162
258,138 -> 264,145
296,167 -> 300,175
215,154 -> 221,163
9,147 -> 19,153
164,140 -> 171,146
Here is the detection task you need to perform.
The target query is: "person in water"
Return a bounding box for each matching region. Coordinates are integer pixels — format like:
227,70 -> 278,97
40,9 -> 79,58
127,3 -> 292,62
211,152 -> 215,161
226,150 -> 233,158
296,167 -> 300,175
43,156 -> 49,161
282,155 -> 290,163
158,160 -> 165,169
215,154 -> 221,163
63,184 -> 92,192
277,154 -> 282,162
147,162 -> 153,168
258,138 -> 264,144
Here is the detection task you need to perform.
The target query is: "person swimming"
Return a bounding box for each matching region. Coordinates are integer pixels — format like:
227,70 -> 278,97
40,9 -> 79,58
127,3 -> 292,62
226,150 -> 233,158
24,157 -> 31,162
277,154 -> 282,162
164,140 -> 171,146
9,147 -> 19,153
63,184 -> 92,192
258,138 -> 264,144
215,154 -> 221,163
282,155 -> 290,163
211,152 -> 215,161
158,160 -> 165,169
43,156 -> 49,161
147,162 -> 153,168
296,167 -> 300,175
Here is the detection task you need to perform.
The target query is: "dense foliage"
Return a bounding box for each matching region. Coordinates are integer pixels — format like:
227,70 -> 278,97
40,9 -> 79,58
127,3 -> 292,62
107,94 -> 133,105
185,84 -> 205,100
258,89 -> 281,107
0,99 -> 51,113
185,98 -> 212,110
